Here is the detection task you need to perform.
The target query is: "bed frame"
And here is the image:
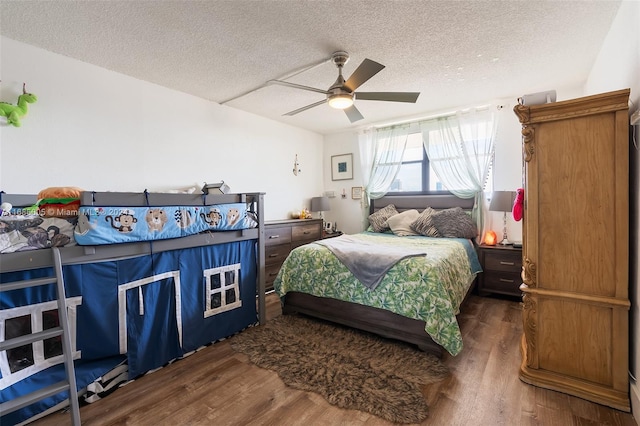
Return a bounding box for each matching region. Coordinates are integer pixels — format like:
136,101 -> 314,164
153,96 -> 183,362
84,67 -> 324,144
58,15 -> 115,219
1,191 -> 267,323
282,194 -> 476,357
1,190 -> 267,423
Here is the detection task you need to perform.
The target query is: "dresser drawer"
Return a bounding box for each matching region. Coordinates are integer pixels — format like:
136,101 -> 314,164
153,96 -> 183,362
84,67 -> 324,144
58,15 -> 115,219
265,263 -> 283,288
265,226 -> 292,246
482,271 -> 522,295
265,243 -> 291,266
292,223 -> 321,242
264,219 -> 322,292
484,250 -> 521,272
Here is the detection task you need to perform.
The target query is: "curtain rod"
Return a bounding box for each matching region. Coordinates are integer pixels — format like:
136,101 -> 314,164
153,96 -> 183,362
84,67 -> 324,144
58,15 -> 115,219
369,103 -> 505,130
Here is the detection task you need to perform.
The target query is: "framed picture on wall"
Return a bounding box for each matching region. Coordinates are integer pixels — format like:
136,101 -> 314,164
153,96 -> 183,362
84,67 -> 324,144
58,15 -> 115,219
331,153 -> 353,181
351,187 -> 363,199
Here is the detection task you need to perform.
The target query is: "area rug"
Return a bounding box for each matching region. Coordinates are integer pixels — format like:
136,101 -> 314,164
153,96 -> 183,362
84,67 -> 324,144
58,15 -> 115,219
229,314 -> 449,423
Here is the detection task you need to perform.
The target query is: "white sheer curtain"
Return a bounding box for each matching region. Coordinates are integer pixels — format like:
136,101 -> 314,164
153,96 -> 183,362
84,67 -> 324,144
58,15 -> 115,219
419,107 -> 498,241
358,124 -> 410,210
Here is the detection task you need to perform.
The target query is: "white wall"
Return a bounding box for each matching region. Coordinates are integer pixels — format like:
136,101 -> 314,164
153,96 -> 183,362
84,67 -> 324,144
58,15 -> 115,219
0,37 -> 324,221
320,131 -> 367,235
583,0 -> 640,420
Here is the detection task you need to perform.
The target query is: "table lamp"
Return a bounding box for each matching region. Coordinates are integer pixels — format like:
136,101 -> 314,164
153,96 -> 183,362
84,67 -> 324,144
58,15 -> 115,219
310,196 -> 330,221
489,191 -> 516,245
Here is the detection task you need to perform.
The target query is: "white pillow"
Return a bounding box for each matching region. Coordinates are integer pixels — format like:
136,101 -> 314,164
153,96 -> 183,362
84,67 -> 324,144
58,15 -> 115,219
386,209 -> 421,236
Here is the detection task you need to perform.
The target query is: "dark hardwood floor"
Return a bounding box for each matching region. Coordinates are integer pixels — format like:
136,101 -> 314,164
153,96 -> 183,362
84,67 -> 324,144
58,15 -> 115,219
30,293 -> 636,425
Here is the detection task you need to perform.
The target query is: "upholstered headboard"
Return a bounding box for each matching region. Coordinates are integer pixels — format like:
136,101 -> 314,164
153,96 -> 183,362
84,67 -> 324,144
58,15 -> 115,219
370,194 -> 474,214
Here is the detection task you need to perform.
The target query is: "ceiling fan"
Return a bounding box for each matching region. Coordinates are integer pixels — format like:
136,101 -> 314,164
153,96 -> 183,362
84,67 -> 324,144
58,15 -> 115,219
269,51 -> 420,123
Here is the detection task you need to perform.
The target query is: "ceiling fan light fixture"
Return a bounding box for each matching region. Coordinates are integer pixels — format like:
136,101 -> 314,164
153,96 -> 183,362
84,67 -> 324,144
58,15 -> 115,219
328,94 -> 354,109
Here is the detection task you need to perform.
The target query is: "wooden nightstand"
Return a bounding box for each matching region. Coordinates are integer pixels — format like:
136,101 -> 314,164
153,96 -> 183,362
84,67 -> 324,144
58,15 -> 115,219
477,244 -> 522,297
322,230 -> 342,239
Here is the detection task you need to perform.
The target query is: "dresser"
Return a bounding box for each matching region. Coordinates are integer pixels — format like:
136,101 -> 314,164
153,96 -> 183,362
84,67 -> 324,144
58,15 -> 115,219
264,219 -> 323,292
514,89 -> 630,411
477,244 -> 522,297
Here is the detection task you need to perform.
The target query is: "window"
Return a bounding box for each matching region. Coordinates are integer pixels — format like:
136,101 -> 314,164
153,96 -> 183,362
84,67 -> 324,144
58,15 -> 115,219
388,131 -> 493,194
203,263 -> 242,318
387,132 -> 444,193
0,297 -> 82,389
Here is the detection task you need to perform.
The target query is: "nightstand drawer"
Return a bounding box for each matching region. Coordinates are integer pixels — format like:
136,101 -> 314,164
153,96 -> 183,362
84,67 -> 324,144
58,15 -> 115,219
477,244 -> 522,297
482,271 -> 522,295
265,243 -> 291,266
292,223 -> 321,242
484,251 -> 521,272
265,226 -> 292,246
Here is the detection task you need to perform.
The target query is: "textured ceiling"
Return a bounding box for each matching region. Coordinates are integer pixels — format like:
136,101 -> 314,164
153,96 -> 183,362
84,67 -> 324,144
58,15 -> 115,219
0,1 -> 622,135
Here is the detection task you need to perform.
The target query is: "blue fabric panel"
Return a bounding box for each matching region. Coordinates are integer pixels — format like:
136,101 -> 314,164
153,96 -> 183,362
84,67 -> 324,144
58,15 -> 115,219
0,240 -> 257,423
74,203 -> 256,245
124,276 -> 182,378
0,355 -> 125,425
68,262 -> 121,359
180,241 -> 257,352
0,268 -> 57,309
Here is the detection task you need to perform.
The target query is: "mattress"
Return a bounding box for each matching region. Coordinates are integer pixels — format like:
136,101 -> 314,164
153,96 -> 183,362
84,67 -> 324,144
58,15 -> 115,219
274,232 -> 482,356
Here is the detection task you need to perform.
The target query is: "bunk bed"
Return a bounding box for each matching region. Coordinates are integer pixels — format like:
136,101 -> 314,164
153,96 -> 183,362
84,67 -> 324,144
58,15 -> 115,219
275,194 -> 480,358
0,190 -> 266,424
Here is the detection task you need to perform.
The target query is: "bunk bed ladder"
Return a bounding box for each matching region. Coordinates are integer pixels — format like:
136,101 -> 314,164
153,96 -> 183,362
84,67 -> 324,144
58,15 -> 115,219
0,247 -> 81,425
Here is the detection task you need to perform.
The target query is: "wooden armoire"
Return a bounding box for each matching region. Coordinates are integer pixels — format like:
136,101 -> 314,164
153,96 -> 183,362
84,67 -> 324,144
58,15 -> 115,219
514,89 -> 631,411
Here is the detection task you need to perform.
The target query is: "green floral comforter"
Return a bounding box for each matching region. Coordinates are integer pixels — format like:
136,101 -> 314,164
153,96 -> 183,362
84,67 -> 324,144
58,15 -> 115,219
274,232 -> 482,356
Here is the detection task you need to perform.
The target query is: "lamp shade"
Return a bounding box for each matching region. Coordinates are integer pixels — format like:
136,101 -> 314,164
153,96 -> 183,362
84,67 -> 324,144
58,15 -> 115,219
489,191 -> 516,212
310,196 -> 330,212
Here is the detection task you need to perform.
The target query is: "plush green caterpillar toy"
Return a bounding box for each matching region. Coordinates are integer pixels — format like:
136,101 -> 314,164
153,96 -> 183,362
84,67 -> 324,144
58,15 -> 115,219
0,83 -> 37,127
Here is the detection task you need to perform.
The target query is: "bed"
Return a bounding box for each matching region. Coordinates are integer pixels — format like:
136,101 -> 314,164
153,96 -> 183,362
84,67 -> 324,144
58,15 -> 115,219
274,194 -> 481,357
0,190 -> 266,425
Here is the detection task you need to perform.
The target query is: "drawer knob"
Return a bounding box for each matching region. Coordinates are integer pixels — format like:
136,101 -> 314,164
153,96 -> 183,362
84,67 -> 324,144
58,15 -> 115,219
499,261 -> 515,266
499,278 -> 515,283
269,235 -> 280,239
268,253 -> 279,258
303,231 -> 310,234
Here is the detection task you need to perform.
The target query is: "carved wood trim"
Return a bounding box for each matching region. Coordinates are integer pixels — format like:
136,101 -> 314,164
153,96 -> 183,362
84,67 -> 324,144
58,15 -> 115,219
513,89 -> 629,125
521,292 -> 537,368
522,257 -> 537,288
513,104 -> 529,123
522,126 -> 535,162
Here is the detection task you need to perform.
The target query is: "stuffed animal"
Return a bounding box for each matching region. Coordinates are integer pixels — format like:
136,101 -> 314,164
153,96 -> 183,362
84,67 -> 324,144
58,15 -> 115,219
0,202 -> 12,216
513,187 -> 524,221
0,83 -> 37,127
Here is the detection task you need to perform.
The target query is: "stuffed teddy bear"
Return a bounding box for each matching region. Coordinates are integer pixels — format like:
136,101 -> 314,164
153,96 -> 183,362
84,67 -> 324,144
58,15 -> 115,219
513,187 -> 524,221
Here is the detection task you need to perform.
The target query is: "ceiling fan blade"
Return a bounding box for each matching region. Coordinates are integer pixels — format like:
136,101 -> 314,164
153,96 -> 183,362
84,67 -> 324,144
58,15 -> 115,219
343,59 -> 385,92
268,80 -> 329,95
355,92 -> 420,103
344,105 -> 364,123
284,99 -> 328,116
